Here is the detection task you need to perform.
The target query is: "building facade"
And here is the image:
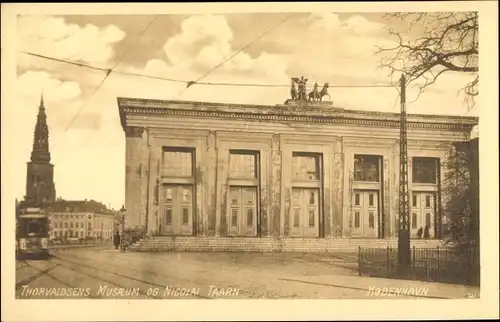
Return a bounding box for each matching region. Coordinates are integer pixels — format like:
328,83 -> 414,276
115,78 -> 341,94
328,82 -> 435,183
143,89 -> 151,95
47,200 -> 116,241
118,98 -> 478,240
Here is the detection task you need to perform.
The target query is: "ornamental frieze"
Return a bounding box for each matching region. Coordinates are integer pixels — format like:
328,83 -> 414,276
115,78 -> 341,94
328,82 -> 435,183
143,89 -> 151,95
124,109 -> 473,131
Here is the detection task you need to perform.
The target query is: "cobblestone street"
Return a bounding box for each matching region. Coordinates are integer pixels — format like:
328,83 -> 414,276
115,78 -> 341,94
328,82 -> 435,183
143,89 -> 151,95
16,247 -> 479,299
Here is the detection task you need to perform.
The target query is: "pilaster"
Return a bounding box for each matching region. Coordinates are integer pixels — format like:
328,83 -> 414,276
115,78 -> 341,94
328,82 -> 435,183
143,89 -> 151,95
332,137 -> 344,237
124,126 -> 147,229
205,131 -> 217,236
147,142 -> 162,235
270,134 -> 282,237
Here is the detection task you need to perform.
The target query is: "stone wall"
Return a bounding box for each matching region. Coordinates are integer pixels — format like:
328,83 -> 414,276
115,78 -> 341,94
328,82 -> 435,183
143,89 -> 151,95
118,98 -> 477,239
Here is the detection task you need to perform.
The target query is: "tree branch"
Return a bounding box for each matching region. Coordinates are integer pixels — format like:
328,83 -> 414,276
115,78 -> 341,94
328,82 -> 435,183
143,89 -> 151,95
377,12 -> 479,107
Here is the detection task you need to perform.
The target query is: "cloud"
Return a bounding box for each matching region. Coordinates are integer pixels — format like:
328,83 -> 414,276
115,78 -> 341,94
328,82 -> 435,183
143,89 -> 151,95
164,15 -> 233,67
17,15 -> 126,69
9,13 -> 479,210
5,69 -> 125,208
4,71 -> 84,204
160,15 -> 289,80
307,13 -> 386,36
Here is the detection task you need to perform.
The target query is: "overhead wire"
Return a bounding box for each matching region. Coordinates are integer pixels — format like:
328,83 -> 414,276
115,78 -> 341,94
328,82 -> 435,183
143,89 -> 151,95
23,17 -> 400,156
23,49 -> 399,161
21,51 -> 396,89
171,14 -> 295,99
47,16 -> 157,151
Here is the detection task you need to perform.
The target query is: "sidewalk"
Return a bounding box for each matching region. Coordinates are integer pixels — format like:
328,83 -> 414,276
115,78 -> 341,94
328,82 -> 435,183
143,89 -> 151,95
60,248 -> 480,299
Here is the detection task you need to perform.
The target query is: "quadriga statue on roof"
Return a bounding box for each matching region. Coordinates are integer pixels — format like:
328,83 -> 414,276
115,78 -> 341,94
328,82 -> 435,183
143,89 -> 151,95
289,77 -> 330,102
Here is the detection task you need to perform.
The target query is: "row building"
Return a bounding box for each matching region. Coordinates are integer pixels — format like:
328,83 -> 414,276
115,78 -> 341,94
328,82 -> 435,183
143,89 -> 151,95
117,95 -> 478,249
47,199 -> 116,241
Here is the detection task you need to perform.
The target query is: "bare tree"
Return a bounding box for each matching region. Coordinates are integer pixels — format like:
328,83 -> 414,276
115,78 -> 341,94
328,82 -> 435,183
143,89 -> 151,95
377,12 -> 478,108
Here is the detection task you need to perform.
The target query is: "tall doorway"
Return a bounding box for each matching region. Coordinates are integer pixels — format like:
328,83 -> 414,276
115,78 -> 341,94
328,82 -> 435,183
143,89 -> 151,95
160,185 -> 194,235
410,192 -> 436,239
351,190 -> 379,238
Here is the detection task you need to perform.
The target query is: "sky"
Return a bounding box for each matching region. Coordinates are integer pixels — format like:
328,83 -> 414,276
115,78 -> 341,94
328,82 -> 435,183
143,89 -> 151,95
7,12 -> 480,209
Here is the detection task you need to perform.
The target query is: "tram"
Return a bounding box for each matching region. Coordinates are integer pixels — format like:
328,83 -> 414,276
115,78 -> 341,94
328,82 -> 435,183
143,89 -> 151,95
16,207 -> 50,259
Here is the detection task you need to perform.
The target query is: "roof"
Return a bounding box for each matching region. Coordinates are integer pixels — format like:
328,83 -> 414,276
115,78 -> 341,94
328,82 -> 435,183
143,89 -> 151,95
117,97 -> 478,132
48,199 -> 115,215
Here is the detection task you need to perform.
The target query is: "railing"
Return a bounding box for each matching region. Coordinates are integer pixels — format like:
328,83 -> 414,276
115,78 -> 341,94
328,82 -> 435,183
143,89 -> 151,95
358,246 -> 479,286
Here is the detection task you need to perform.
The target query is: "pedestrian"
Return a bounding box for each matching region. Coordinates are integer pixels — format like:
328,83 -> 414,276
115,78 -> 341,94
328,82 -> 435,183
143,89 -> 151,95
120,231 -> 127,252
424,225 -> 430,239
417,227 -> 423,239
113,231 -> 120,250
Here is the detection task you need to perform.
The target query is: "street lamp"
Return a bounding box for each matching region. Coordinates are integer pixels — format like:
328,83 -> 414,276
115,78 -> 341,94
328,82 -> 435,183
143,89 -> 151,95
120,205 -> 126,231
119,205 -> 126,251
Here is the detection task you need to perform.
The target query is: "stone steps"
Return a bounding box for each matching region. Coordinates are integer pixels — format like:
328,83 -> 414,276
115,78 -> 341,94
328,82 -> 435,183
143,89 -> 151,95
129,237 -> 446,253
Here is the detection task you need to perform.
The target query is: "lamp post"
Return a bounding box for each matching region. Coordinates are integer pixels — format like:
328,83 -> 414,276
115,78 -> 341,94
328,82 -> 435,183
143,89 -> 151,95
119,205 -> 126,251
100,219 -> 103,244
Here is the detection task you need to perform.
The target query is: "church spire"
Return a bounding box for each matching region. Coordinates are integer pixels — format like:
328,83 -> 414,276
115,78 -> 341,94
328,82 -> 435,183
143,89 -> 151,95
30,92 -> 51,163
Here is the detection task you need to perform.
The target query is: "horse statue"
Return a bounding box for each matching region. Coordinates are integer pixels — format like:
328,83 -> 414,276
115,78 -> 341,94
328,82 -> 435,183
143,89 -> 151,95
308,82 -> 320,101
308,82 -> 330,102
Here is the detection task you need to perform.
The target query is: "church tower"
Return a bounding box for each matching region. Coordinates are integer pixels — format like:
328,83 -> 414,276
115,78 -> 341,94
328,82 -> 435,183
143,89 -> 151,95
25,94 -> 56,205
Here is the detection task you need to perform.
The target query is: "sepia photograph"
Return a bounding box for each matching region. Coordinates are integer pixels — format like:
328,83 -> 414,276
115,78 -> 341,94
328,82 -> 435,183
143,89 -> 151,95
2,2 -> 499,321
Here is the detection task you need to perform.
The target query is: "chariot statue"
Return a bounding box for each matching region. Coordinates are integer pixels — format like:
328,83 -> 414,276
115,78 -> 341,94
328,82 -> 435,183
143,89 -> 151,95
291,76 -> 308,101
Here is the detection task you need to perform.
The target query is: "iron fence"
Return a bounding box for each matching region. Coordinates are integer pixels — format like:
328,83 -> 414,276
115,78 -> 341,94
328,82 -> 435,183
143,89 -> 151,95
358,246 -> 479,286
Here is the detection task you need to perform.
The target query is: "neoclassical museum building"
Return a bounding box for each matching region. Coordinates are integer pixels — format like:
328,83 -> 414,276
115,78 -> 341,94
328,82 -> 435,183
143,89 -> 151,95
117,96 -> 477,248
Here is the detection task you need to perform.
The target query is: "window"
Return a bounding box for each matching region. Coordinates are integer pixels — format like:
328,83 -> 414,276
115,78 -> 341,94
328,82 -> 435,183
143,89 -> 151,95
369,194 -> 374,206
228,150 -> 259,236
412,195 -> 417,207
229,151 -> 257,179
163,148 -> 194,177
413,157 -> 439,184
355,193 -> 360,206
354,212 -> 360,228
354,155 -> 380,182
292,153 -> 321,181
412,213 -> 417,229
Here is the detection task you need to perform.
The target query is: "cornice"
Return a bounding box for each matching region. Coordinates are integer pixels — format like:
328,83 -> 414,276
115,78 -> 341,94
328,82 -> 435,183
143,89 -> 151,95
117,97 -> 478,132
